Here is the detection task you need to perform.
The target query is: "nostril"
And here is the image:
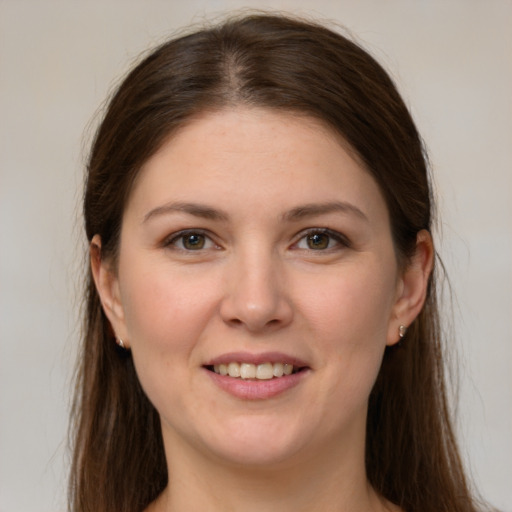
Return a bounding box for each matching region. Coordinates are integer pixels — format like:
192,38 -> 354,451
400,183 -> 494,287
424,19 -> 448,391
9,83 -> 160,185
226,316 -> 283,332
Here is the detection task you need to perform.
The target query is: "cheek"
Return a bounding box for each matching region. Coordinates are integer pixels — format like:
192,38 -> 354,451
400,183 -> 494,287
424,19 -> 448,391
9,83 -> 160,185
117,262 -> 223,415
299,263 -> 396,347
119,260 -> 221,355
295,263 -> 397,401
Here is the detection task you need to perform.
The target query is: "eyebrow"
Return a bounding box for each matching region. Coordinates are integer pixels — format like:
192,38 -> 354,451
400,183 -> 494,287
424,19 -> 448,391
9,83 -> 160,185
282,201 -> 369,222
142,200 -> 368,224
143,201 -> 229,223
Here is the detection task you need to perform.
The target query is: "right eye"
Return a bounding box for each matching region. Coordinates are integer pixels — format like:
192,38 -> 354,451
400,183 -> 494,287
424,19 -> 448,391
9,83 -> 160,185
165,230 -> 217,251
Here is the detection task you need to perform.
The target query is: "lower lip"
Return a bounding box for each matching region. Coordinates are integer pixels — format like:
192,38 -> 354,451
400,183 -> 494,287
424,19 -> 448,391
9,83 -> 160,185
205,368 -> 309,400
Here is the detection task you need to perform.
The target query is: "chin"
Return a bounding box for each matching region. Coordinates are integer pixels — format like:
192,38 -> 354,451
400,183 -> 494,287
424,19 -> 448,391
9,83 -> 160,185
197,415 -> 313,469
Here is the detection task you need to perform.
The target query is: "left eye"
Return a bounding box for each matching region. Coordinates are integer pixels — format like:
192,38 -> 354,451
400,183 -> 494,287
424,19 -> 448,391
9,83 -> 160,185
295,230 -> 346,251
167,231 -> 216,251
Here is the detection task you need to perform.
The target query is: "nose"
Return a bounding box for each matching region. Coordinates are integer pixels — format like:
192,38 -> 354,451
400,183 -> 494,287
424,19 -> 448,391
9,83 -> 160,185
219,247 -> 293,333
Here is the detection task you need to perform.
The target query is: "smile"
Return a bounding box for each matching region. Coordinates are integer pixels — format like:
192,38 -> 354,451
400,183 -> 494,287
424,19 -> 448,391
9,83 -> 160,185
210,362 -> 300,380
204,352 -> 310,399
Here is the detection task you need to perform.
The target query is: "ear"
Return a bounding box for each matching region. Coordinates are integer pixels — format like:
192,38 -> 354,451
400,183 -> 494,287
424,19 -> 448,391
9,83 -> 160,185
90,234 -> 130,348
387,230 -> 434,346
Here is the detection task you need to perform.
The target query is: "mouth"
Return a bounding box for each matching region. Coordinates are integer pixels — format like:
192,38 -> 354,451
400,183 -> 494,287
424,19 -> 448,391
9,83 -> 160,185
204,362 -> 307,380
203,353 -> 310,399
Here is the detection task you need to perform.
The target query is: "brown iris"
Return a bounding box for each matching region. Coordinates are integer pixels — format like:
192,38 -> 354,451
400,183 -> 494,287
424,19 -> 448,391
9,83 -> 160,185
183,233 -> 206,250
307,233 -> 330,250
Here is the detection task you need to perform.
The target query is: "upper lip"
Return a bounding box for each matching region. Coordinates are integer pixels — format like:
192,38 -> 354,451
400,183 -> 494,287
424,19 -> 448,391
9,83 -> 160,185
204,351 -> 310,368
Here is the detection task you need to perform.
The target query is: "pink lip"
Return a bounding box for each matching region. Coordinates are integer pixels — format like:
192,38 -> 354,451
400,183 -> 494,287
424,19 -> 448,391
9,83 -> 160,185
204,351 -> 309,368
205,367 -> 310,400
203,352 -> 311,400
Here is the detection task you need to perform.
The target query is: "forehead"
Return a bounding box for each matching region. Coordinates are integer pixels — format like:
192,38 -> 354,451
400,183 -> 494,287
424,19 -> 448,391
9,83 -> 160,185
125,107 -> 388,225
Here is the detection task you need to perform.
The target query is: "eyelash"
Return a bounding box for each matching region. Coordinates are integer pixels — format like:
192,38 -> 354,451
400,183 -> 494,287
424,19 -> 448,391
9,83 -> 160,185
163,228 -> 350,253
163,229 -> 219,251
293,228 -> 350,251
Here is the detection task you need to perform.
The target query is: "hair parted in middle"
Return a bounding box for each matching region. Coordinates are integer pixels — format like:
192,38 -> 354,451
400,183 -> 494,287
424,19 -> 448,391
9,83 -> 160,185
71,13 -> 478,512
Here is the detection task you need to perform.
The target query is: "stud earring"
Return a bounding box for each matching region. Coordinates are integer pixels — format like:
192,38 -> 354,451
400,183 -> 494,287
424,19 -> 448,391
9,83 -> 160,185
398,325 -> 407,338
116,338 -> 126,349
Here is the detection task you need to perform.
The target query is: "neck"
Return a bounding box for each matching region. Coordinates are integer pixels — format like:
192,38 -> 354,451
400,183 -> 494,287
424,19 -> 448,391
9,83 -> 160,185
148,428 -> 396,512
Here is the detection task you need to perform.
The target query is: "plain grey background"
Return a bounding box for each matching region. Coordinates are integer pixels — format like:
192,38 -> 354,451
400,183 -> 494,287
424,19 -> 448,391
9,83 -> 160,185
0,1 -> 511,511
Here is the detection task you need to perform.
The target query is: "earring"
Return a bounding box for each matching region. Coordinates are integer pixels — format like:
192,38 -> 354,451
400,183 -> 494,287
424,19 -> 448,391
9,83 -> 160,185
116,338 -> 126,349
398,325 -> 407,338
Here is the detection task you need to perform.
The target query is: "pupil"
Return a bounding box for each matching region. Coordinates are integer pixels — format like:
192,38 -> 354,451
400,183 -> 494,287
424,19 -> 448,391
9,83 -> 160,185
308,233 -> 329,250
184,234 -> 204,249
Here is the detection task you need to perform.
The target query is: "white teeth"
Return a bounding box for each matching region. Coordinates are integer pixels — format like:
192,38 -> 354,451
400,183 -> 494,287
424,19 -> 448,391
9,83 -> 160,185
213,364 -> 229,376
273,363 -> 284,377
212,362 -> 300,379
240,363 -> 256,379
228,362 -> 241,378
256,363 -> 274,380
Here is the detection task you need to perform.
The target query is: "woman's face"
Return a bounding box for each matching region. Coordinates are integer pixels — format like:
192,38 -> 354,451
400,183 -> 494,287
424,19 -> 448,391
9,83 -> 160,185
100,108 -> 412,469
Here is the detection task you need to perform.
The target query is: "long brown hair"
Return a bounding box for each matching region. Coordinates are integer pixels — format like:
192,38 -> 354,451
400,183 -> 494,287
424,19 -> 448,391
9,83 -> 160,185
70,13 -> 487,512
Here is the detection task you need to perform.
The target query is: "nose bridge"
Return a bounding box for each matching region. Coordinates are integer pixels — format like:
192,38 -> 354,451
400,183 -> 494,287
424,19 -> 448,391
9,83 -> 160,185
220,241 -> 292,332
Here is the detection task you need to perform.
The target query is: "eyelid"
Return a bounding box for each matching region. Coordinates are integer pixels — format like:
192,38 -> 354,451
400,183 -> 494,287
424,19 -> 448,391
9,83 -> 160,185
163,229 -> 221,251
161,227 -> 349,252
292,228 -> 351,250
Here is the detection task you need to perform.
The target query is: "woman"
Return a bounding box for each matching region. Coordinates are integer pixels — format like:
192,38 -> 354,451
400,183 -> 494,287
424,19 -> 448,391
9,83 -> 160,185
70,13 -> 490,512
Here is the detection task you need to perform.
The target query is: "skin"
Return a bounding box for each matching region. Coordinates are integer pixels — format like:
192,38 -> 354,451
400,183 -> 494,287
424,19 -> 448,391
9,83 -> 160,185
92,108 -> 433,512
